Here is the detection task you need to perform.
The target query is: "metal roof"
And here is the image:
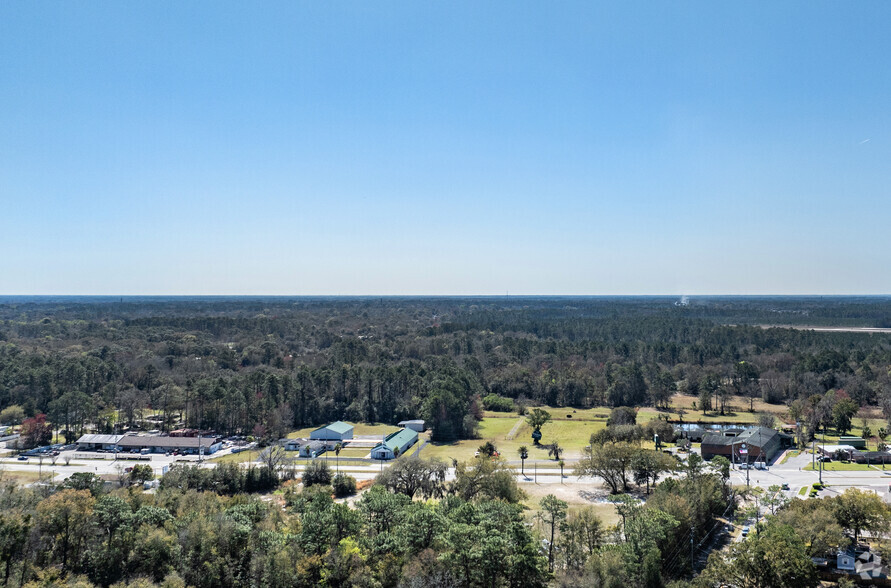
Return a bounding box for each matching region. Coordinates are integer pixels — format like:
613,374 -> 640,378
117,435 -> 216,448
315,421 -> 353,435
76,434 -> 124,444
378,428 -> 418,451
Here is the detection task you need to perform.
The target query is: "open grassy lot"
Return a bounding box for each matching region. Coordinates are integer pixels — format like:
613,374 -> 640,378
287,423 -> 400,439
422,408 -> 609,462
0,470 -> 43,485
278,396 -> 887,466
209,450 -> 260,464
520,482 -> 619,526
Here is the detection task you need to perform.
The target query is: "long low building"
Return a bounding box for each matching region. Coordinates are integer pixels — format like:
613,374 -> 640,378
118,435 -> 222,455
76,433 -> 222,455
75,434 -> 125,451
370,428 -> 418,460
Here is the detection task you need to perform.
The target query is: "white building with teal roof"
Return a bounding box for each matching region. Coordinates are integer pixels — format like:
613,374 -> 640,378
370,428 -> 418,460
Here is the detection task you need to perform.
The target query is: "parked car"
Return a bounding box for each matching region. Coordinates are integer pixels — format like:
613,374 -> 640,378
17,455 -> 27,461
741,526 -> 750,537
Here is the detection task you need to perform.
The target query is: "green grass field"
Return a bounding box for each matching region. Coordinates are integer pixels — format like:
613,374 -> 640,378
803,462 -> 880,471
421,408 -> 609,462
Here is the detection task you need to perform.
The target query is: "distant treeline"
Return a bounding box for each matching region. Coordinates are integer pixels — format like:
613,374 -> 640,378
0,297 -> 889,443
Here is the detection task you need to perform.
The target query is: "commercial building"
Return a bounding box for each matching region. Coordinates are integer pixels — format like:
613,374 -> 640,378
700,426 -> 793,464
76,434 -> 221,455
819,444 -> 858,460
117,435 -> 222,455
310,421 -> 354,442
397,420 -> 425,433
370,428 -> 418,460
75,434 -> 125,451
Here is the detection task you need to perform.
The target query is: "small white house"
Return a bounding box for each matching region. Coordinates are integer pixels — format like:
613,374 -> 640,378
310,421 -> 354,442
397,420 -> 425,433
284,438 -> 327,458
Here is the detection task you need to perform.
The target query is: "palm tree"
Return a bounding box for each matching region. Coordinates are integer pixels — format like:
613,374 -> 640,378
334,442 -> 342,473
548,441 -> 562,461
518,445 -> 528,477
558,459 -> 565,482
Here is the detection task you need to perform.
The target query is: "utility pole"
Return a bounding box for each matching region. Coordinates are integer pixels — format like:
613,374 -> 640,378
690,525 -> 695,569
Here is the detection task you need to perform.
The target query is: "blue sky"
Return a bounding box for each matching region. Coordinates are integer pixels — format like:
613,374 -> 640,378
1,2 -> 889,295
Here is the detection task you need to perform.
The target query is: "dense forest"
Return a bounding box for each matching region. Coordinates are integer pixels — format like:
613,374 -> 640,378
3,297 -> 891,587
1,296 -> 890,443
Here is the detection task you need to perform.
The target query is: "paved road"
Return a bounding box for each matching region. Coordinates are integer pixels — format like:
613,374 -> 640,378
6,447 -> 891,500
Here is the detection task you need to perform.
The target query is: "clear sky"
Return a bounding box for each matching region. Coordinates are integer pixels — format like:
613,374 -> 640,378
1,2 -> 889,295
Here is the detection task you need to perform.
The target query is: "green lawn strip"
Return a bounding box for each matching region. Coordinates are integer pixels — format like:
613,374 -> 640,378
798,486 -> 808,496
803,462 -> 875,471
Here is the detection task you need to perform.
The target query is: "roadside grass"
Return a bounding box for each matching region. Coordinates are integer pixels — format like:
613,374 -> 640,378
798,486 -> 808,496
335,448 -> 370,459
779,450 -> 800,465
803,462 -> 877,471
0,470 -> 43,485
209,450 -> 259,464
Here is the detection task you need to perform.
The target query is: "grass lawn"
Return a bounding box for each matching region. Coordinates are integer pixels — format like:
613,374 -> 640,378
421,410 -> 607,462
803,462 -> 878,471
798,486 -> 808,496
210,450 -> 260,464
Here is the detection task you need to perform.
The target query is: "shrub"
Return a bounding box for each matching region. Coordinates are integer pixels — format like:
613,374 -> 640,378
482,393 -> 515,412
303,460 -> 332,487
607,406 -> 638,427
332,473 -> 357,497
643,419 -> 676,443
590,424 -> 644,445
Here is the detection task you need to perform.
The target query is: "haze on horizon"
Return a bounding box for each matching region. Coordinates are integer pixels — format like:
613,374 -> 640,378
2,2 -> 889,296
